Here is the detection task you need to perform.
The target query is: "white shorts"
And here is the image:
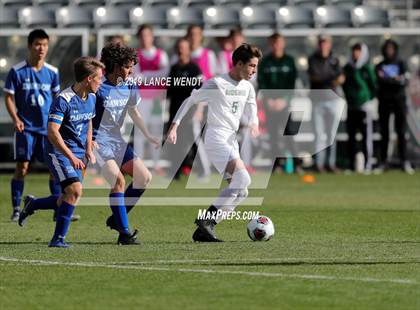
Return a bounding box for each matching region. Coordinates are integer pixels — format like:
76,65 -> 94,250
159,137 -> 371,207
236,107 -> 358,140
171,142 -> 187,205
204,127 -> 240,174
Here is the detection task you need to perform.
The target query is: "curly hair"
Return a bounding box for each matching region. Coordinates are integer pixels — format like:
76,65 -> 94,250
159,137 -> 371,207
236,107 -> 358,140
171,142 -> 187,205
100,42 -> 137,74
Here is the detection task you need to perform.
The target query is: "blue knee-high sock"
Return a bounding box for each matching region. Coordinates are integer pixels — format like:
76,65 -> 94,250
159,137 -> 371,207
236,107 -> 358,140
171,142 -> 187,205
49,180 -> 61,196
11,179 -> 24,210
110,192 -> 129,234
124,182 -> 145,213
52,201 -> 75,240
30,195 -> 59,212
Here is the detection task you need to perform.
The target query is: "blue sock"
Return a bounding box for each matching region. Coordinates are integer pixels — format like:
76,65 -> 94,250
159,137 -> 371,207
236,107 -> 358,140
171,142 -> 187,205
110,192 -> 129,234
30,195 -> 59,212
52,201 -> 75,240
125,182 -> 145,214
49,180 -> 61,196
11,179 -> 24,210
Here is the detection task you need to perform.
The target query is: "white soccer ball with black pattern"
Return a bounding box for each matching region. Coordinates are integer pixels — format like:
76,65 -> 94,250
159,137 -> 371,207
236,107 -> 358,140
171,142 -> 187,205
247,216 -> 275,241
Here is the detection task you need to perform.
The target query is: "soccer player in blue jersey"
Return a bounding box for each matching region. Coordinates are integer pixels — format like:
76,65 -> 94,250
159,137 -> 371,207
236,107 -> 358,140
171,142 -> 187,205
19,57 -> 103,248
94,42 -> 159,245
4,29 -> 65,222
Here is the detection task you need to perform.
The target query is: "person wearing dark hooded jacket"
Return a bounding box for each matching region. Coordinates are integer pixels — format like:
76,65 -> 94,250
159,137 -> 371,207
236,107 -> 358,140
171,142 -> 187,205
375,39 -> 414,174
343,43 -> 377,172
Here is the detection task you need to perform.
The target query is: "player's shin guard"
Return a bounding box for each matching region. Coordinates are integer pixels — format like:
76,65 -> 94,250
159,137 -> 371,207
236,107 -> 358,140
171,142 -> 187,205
124,182 -> 145,213
52,201 -> 75,240
49,180 -> 61,196
11,179 -> 24,210
110,192 -> 129,234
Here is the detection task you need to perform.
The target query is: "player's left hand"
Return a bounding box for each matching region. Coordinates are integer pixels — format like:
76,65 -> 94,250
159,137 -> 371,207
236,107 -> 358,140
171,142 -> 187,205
250,124 -> 260,138
85,151 -> 96,165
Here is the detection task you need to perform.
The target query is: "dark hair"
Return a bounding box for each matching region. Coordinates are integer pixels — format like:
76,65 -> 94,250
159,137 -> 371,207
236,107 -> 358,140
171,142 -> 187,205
232,43 -> 262,66
352,43 -> 362,51
73,57 -> 104,82
28,29 -> 49,46
186,24 -> 202,36
175,37 -> 190,52
228,27 -> 243,38
268,32 -> 283,41
137,24 -> 153,37
100,42 -> 137,74
381,39 -> 399,59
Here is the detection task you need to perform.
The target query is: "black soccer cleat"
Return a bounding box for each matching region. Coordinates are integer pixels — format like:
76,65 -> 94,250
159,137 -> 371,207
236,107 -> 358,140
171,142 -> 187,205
193,219 -> 224,242
106,215 -> 119,232
18,195 -> 35,226
117,229 -> 140,245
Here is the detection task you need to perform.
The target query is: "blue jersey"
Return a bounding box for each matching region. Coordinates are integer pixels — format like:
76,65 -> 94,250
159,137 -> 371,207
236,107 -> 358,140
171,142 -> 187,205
4,60 -> 60,136
46,87 -> 96,158
93,78 -> 141,142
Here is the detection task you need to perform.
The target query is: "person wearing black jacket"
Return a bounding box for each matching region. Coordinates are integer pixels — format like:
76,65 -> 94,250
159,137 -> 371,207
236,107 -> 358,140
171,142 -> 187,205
166,38 -> 204,179
376,39 -> 414,174
308,35 -> 345,173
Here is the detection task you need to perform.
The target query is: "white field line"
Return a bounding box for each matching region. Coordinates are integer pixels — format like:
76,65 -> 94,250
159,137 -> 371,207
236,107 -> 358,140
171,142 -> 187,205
0,256 -> 417,285
115,256 -> 420,265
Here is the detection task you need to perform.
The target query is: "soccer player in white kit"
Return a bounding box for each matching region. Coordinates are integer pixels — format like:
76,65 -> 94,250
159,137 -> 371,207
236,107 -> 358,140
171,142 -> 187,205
167,44 -> 262,242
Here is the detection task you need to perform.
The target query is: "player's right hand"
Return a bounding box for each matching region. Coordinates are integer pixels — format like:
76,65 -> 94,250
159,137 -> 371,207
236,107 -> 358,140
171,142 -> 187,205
14,119 -> 24,133
167,124 -> 178,144
71,156 -> 86,170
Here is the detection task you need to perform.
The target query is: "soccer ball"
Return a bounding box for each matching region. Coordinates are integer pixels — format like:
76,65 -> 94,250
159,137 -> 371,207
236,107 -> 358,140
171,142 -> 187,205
247,216 -> 275,241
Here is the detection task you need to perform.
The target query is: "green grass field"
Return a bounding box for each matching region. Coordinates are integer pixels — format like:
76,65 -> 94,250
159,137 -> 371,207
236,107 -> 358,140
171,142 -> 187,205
0,172 -> 419,309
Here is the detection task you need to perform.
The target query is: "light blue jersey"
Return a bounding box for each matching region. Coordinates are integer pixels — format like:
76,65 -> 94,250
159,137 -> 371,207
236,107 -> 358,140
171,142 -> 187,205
93,78 -> 141,142
46,87 -> 96,158
4,60 -> 60,136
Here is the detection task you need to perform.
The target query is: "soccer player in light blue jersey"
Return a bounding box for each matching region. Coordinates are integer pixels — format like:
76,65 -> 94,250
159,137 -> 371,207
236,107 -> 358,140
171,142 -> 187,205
4,29 -> 64,222
93,42 -> 159,245
19,57 -> 103,248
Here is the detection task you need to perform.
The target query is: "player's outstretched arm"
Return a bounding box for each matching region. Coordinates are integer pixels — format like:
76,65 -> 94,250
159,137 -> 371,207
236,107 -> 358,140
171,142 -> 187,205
4,93 -> 24,133
48,122 -> 85,169
128,106 -> 160,148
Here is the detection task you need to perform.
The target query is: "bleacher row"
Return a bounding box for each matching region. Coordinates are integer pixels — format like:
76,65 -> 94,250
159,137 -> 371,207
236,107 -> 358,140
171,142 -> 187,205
0,0 -> 393,29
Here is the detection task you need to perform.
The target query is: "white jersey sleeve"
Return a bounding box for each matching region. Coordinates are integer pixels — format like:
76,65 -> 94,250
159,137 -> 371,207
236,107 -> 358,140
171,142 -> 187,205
172,79 -> 216,125
243,85 -> 259,126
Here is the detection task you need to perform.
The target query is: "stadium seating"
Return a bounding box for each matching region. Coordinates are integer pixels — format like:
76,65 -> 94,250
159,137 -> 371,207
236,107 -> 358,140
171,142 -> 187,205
56,6 -> 93,28
129,6 -> 167,28
314,6 -> 352,28
351,6 -> 390,27
291,0 -> 323,9
33,0 -> 69,7
70,0 -> 105,7
107,0 -> 142,7
276,6 -> 314,28
239,6 -> 276,29
250,0 -> 286,7
93,6 -> 130,28
203,6 -> 239,29
166,7 -> 203,28
0,0 -> 31,7
0,7 -> 19,27
181,0 -> 216,8
18,6 -> 56,27
215,0 -> 250,8
327,0 -> 362,8
143,0 -> 178,7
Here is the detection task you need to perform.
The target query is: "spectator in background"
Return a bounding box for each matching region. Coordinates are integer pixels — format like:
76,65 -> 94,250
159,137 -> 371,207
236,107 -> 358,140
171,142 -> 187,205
217,28 -> 245,74
258,33 -> 301,173
308,34 -> 345,173
342,43 -> 377,173
376,39 -> 414,174
133,24 -> 169,176
166,38 -> 203,179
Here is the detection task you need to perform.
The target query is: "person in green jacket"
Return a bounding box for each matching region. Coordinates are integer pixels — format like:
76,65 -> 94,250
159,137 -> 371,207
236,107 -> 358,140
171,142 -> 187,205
258,33 -> 302,173
342,43 -> 377,172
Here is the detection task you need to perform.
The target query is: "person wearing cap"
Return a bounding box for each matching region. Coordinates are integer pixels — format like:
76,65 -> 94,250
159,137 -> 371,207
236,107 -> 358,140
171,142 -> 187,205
308,35 -> 345,173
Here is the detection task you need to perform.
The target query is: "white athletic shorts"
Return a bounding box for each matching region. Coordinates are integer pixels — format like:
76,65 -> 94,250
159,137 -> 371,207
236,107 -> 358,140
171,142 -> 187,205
204,126 -> 240,174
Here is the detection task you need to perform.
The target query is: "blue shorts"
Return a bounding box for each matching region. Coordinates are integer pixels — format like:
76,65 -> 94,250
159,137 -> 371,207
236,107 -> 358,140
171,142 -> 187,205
45,151 -> 84,189
14,131 -> 46,162
95,140 -> 137,168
